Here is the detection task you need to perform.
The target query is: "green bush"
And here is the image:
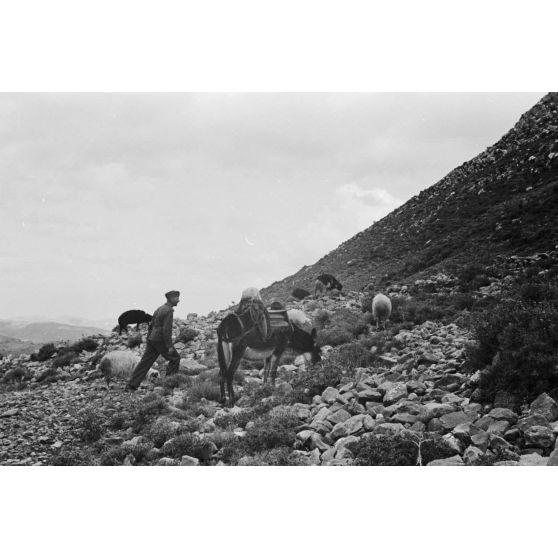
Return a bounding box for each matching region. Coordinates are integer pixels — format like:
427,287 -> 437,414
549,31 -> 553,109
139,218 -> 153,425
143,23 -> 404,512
31,342 -> 56,362
100,442 -> 155,466
51,447 -> 94,466
51,351 -> 79,369
71,337 -> 99,353
316,326 -> 353,347
354,434 -> 418,466
189,378 -> 222,402
160,433 -> 215,461
242,410 -> 301,453
287,362 -> 344,403
131,393 -> 168,431
77,406 -> 106,443
466,281 -> 558,405
314,309 -> 332,329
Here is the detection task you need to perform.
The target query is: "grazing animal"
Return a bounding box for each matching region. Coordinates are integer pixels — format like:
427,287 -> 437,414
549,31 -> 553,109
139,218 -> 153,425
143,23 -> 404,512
372,293 -> 392,329
100,350 -> 140,388
117,309 -> 153,334
316,273 -> 343,293
216,307 -> 321,407
314,279 -> 326,296
291,287 -> 311,300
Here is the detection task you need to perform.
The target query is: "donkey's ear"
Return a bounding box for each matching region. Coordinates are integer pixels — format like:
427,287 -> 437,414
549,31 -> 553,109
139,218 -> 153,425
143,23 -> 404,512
311,328 -> 317,339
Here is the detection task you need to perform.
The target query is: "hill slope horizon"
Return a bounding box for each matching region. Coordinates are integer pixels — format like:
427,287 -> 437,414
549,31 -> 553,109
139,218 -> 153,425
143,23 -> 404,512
262,92 -> 558,300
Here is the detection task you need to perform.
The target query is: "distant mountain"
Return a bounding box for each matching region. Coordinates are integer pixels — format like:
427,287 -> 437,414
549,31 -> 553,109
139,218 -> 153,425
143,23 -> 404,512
0,335 -> 40,356
262,92 -> 558,300
0,321 -> 109,343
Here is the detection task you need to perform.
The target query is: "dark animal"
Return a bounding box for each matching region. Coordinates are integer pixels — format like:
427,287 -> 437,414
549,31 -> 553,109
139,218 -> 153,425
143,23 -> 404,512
117,309 -> 153,334
216,307 -> 321,407
315,273 -> 343,295
291,287 -> 311,300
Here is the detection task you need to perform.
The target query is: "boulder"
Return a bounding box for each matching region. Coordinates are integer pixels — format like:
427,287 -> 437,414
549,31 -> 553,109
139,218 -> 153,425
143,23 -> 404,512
383,383 -> 408,405
524,426 -> 556,449
439,411 -> 474,430
463,445 -> 485,465
179,359 -> 208,375
180,455 -> 200,466
487,408 -> 518,424
529,393 -> 558,421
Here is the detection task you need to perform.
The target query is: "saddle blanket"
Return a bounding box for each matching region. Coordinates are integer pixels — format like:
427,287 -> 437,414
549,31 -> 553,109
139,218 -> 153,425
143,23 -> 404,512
268,310 -> 291,332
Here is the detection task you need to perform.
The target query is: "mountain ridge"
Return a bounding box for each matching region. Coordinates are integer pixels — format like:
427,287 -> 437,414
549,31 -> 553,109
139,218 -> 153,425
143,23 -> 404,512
262,92 -> 558,300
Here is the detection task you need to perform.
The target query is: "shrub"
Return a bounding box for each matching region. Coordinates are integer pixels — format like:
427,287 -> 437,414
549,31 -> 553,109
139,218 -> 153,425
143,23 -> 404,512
77,406 -> 106,443
314,309 -> 332,329
51,447 -> 94,466
71,337 -> 99,353
188,378 -> 222,402
242,410 -> 301,453
239,447 -> 306,466
287,362 -> 344,403
145,418 -> 181,448
31,342 -> 56,362
131,393 -> 168,431
336,342 -> 376,368
453,292 -> 476,311
51,351 -> 79,369
466,281 -> 558,405
100,442 -> 155,466
2,367 -> 25,383
157,373 -> 190,390
108,412 -> 129,430
160,433 -> 215,461
354,434 -> 418,466
317,326 -> 353,347
127,334 -> 143,349
177,327 -> 199,343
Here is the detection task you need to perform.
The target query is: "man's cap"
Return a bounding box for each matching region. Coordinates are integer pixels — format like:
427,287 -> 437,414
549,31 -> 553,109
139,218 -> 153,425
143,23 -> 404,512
165,290 -> 180,299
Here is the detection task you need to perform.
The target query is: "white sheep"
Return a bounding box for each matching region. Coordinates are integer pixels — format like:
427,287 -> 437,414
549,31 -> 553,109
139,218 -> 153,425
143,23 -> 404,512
372,293 -> 392,329
99,350 -> 140,388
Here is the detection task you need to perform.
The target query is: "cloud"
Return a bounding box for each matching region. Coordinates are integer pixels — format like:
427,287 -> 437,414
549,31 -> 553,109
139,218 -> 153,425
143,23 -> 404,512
295,183 -> 402,259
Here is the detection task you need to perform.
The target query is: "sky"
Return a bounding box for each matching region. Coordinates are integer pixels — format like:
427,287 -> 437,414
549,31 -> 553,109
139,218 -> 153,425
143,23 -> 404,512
0,92 -> 544,322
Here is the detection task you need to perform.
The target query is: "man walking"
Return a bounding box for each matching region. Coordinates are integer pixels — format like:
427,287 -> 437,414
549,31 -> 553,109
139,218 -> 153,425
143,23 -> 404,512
126,290 -> 181,391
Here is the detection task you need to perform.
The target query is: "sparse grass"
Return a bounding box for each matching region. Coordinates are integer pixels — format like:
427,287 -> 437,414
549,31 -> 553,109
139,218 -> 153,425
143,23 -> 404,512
188,376 -> 222,402
160,433 -> 215,461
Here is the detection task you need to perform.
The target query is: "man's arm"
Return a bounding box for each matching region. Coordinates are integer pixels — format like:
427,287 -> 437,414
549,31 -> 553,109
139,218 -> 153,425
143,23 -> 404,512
162,307 -> 174,350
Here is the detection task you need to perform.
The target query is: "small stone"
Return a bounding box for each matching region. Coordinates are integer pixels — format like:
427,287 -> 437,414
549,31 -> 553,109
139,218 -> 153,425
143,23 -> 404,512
427,455 -> 464,466
321,387 -> 339,404
463,445 -> 485,465
488,408 -> 518,424
180,455 -> 200,466
383,384 -> 408,405
519,453 -> 549,466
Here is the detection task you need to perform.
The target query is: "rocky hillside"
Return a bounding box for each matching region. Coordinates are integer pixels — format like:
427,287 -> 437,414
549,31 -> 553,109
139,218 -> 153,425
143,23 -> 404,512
262,93 -> 558,300
1,266 -> 558,466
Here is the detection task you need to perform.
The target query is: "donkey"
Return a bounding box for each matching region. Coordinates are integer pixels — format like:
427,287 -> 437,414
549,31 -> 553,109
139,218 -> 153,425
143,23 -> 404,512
216,308 -> 321,407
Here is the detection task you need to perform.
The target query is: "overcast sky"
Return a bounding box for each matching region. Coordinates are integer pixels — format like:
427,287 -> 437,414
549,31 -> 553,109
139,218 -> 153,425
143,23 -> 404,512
0,92 -> 543,322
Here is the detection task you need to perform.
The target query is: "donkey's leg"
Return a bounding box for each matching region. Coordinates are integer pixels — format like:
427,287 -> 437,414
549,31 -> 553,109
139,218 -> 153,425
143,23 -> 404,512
269,341 -> 288,386
263,356 -> 271,384
217,334 -> 233,405
226,346 -> 245,407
